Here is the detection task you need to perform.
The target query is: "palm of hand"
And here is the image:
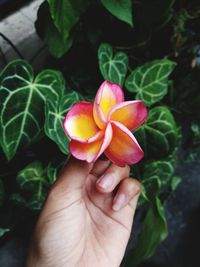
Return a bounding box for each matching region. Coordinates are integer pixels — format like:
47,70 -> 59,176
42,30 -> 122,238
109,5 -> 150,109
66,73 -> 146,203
27,159 -> 140,267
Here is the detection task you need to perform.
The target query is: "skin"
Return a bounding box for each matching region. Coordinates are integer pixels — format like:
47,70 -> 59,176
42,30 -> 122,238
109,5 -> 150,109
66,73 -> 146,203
26,157 -> 141,267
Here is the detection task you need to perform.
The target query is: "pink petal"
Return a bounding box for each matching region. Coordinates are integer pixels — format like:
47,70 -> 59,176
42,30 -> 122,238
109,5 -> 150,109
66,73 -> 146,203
69,123 -> 113,163
109,100 -> 148,131
105,121 -> 144,167
93,81 -> 124,129
63,101 -> 101,143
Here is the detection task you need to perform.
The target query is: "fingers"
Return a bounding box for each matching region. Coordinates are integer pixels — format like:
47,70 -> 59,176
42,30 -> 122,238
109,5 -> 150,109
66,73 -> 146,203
112,178 -> 141,211
90,159 -> 111,177
96,163 -> 130,193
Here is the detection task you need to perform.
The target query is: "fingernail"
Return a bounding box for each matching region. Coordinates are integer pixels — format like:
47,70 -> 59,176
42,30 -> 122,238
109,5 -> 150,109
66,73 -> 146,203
112,194 -> 126,211
97,174 -> 113,190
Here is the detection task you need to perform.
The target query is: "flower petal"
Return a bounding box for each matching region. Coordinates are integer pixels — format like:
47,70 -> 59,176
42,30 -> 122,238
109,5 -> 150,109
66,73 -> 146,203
109,100 -> 148,131
93,81 -> 124,129
105,121 -> 144,167
63,101 -> 101,143
69,124 -> 113,163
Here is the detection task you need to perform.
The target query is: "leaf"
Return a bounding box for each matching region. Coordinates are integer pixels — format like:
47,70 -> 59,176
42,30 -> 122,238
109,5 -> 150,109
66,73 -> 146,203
47,0 -> 90,41
47,159 -> 65,184
130,199 -> 167,266
135,106 -> 178,158
44,91 -> 80,154
124,177 -> 168,267
125,59 -> 176,106
0,228 -> 10,238
0,179 -> 4,206
101,0 -> 133,27
171,175 -> 181,191
0,60 -> 65,160
35,1 -> 73,58
44,18 -> 73,58
143,160 -> 175,186
98,43 -> 128,86
16,161 -> 52,210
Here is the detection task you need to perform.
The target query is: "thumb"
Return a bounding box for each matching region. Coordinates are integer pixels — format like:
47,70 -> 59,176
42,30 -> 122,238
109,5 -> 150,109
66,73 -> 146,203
53,157 -> 94,193
37,158 -> 93,221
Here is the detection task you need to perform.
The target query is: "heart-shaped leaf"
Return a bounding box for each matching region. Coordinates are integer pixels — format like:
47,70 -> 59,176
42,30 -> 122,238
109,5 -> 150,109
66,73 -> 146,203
98,43 -> 128,86
101,0 -> 133,27
125,59 -> 176,106
135,106 -> 178,158
0,60 -> 65,160
16,161 -> 53,210
44,91 -> 81,154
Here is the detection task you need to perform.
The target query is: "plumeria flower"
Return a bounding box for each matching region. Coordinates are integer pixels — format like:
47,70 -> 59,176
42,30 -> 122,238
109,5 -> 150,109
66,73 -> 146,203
63,81 -> 148,167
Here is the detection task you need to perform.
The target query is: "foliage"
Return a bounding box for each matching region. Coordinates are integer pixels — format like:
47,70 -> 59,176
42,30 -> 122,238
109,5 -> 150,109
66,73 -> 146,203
124,177 -> 168,267
125,60 -> 176,107
98,43 -> 128,86
1,0 -> 200,266
0,60 -> 65,160
100,0 -> 133,27
135,106 -> 178,158
11,160 -> 62,210
44,89 -> 81,154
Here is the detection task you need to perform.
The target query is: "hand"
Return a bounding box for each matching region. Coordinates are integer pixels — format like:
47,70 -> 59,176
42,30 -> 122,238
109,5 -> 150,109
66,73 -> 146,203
26,158 -> 141,267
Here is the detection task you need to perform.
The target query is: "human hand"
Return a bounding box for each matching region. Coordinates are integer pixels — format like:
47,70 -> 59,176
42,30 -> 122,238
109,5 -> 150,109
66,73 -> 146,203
26,157 -> 141,267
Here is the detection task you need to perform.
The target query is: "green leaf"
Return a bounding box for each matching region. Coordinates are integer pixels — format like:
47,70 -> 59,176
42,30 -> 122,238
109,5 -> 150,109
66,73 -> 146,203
44,18 -> 73,58
143,160 -> 175,186
125,59 -> 176,106
125,177 -> 168,267
135,106 -> 178,158
0,179 -> 4,206
98,43 -> 128,86
0,228 -> 10,238
47,159 -> 65,184
101,0 -> 133,27
0,60 -> 64,160
35,2 -> 73,58
44,91 -> 80,154
130,199 -> 167,266
16,161 -> 52,210
47,0 -> 90,41
171,175 -> 181,191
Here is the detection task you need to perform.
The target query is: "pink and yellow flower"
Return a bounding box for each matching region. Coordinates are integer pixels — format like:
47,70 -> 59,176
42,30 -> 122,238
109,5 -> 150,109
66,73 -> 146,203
63,81 -> 148,167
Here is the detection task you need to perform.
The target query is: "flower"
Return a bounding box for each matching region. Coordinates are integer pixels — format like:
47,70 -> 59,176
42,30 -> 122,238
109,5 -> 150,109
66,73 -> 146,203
63,81 -> 148,167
